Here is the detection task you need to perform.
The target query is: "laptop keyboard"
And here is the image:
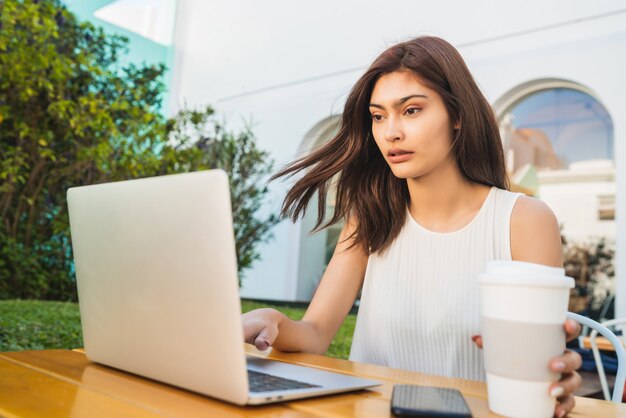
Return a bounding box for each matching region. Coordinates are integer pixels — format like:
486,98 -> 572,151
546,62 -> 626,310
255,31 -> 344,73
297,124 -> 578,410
247,369 -> 321,393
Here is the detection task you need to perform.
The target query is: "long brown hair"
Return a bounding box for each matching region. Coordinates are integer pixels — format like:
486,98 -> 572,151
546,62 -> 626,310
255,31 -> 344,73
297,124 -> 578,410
271,36 -> 508,253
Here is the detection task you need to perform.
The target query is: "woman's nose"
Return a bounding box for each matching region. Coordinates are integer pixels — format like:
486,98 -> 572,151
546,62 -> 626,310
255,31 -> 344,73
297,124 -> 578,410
384,119 -> 402,142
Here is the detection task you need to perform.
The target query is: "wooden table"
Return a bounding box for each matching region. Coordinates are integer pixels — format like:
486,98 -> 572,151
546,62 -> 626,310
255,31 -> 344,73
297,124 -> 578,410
1,346 -> 624,417
581,336 -> 621,352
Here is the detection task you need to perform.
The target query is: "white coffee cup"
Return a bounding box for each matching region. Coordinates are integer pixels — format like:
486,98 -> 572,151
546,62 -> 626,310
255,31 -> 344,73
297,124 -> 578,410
479,260 -> 574,418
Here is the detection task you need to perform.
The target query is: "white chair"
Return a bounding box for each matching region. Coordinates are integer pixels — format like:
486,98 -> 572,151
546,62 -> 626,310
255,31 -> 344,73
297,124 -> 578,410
577,294 -> 615,347
588,317 -> 626,401
567,312 -> 626,403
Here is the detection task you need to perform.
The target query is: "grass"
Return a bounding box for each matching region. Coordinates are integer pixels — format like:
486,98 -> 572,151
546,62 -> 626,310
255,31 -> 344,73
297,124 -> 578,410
0,300 -> 83,352
0,300 -> 355,359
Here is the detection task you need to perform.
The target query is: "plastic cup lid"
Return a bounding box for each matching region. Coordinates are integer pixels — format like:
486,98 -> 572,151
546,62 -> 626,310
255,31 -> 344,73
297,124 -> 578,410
479,260 -> 574,288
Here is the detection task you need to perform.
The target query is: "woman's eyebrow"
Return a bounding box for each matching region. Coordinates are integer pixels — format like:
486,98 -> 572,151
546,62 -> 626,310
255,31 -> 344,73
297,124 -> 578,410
369,94 -> 429,109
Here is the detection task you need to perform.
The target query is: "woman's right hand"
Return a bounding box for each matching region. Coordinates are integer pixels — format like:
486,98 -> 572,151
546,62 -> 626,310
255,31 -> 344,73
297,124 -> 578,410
242,308 -> 287,351
241,220 -> 367,355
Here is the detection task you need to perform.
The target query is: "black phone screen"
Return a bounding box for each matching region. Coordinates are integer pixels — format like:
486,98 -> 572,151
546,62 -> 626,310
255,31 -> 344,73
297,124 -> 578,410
390,385 -> 472,417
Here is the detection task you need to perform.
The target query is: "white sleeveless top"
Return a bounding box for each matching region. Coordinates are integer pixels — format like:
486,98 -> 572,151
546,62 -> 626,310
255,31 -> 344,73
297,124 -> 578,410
349,187 -> 522,381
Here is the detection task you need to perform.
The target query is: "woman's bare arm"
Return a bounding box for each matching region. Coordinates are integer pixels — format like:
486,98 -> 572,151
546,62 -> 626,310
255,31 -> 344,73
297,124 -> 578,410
243,218 -> 368,354
510,195 -> 563,266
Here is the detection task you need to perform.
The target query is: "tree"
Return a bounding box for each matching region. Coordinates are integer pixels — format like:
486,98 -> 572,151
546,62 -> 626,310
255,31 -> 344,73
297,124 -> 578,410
0,0 -> 277,299
163,108 -> 280,282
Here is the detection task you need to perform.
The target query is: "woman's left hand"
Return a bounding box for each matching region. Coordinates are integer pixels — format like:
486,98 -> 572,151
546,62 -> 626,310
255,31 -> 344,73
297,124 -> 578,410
548,319 -> 583,418
472,318 -> 583,418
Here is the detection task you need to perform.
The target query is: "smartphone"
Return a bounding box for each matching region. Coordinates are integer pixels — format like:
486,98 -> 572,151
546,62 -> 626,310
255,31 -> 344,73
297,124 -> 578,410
390,385 -> 472,417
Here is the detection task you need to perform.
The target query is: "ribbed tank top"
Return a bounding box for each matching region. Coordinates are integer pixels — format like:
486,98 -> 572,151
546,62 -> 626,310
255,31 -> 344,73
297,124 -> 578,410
349,187 -> 522,381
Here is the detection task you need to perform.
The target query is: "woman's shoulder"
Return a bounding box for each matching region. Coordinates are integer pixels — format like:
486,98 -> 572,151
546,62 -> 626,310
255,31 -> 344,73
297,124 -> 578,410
511,195 -> 558,226
509,194 -> 563,266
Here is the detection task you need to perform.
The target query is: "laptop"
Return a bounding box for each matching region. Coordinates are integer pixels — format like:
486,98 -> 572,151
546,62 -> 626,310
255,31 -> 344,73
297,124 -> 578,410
67,169 -> 379,405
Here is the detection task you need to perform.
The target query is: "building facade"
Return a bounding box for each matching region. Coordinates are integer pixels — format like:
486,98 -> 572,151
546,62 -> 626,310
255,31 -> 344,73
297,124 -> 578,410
67,0 -> 626,316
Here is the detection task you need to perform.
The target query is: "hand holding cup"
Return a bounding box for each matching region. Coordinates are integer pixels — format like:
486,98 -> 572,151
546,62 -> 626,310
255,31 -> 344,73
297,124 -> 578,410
479,260 -> 576,418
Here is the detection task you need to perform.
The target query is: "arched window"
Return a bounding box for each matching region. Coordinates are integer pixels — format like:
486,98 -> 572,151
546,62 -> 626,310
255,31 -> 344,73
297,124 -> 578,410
501,88 -> 613,175
295,116 -> 341,301
499,84 -> 615,233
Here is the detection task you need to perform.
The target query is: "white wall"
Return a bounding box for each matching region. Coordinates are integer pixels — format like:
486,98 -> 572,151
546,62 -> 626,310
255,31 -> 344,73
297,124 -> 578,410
170,1 -> 626,314
538,171 -> 616,241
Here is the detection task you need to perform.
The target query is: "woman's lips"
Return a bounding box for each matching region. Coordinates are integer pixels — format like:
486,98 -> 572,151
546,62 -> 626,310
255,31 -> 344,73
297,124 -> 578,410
387,149 -> 414,163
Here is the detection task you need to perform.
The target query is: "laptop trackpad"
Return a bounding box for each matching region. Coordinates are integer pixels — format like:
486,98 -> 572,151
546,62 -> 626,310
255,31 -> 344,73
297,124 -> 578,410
246,356 -> 371,390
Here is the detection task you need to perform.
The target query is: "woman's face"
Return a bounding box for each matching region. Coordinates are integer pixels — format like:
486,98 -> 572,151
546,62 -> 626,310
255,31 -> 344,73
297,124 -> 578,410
369,70 -> 457,180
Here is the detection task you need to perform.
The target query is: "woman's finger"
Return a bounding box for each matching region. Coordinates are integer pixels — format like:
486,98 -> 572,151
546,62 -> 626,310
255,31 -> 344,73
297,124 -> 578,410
554,394 -> 575,418
471,335 -> 483,349
550,371 -> 582,399
550,349 -> 583,374
563,319 -> 581,343
254,322 -> 279,351
242,315 -> 265,344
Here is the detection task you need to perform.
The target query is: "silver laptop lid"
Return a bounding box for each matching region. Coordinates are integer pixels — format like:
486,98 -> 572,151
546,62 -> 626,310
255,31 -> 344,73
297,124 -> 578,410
67,170 -> 249,404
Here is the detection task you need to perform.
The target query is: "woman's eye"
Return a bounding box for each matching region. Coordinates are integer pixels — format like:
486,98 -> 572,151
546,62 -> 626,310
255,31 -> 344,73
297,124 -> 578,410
371,114 -> 384,122
405,107 -> 421,115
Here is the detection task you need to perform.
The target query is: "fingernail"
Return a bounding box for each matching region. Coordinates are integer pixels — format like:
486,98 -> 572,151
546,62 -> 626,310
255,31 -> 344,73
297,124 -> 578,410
471,335 -> 479,342
550,386 -> 564,398
553,361 -> 565,371
557,409 -> 566,418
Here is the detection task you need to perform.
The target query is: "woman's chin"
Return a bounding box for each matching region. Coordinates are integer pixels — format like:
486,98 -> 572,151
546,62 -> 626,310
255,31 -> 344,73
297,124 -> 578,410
389,167 -> 421,179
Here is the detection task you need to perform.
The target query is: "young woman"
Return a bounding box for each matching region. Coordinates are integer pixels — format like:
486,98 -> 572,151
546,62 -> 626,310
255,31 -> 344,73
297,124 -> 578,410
242,36 -> 582,417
